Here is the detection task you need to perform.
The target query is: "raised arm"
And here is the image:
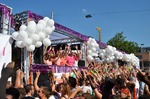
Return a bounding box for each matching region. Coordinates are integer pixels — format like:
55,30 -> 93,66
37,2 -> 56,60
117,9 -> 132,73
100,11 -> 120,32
34,70 -> 41,91
14,69 -> 21,88
87,75 -> 102,99
136,68 -> 150,88
0,62 -> 15,99
69,86 -> 82,99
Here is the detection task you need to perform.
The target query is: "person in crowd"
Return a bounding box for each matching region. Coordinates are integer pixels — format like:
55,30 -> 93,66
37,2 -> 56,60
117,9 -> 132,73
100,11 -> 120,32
60,83 -> 71,99
15,69 -> 25,88
64,44 -> 71,55
53,53 -> 62,66
60,52 -> 67,66
68,76 -> 77,93
139,81 -> 145,96
65,51 -> 78,66
6,81 -> 13,89
22,84 -> 35,99
43,46 -> 56,65
65,45 -> 81,67
17,87 -> 26,99
6,87 -> 20,99
1,53 -> 150,99
43,52 -> 53,65
34,70 -> 51,99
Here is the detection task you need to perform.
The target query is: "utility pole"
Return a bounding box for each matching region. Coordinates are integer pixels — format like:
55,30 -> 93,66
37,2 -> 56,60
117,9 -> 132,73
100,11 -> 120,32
96,27 -> 101,42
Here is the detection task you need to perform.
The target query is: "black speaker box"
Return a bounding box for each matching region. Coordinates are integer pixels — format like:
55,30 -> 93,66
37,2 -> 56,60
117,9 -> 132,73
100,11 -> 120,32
78,60 -> 85,67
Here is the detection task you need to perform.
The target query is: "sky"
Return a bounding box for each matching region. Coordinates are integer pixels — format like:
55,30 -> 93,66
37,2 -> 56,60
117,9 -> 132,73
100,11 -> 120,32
1,0 -> 150,47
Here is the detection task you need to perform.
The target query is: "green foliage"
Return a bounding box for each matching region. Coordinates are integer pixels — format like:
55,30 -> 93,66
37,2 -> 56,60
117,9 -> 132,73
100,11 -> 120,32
107,32 -> 139,54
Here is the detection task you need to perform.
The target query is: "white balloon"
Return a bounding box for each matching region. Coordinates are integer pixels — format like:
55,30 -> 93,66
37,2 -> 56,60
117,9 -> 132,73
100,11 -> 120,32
27,25 -> 36,33
51,26 -> 55,32
30,34 -> 40,42
106,58 -> 110,62
88,38 -> 92,42
87,50 -> 92,55
36,23 -> 44,32
87,40 -> 90,45
28,21 -> 36,26
35,41 -> 42,47
99,53 -> 104,57
26,45 -> 35,52
87,55 -> 94,61
43,32 -> 49,38
11,32 -> 19,40
112,47 -> 116,51
102,49 -> 106,53
23,38 -> 32,45
90,43 -> 95,47
95,43 -> 99,47
91,47 -> 96,52
16,41 -> 25,48
92,53 -> 98,57
38,32 -> 46,40
32,40 -> 36,45
43,17 -> 49,23
16,35 -> 22,41
43,38 -> 51,46
44,27 -> 53,34
18,31 -> 28,40
47,19 -> 54,27
38,20 -> 46,28
19,24 -> 27,31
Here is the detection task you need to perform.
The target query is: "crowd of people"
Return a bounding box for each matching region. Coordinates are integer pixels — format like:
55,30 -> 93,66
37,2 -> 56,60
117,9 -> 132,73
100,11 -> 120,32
43,44 -> 81,67
0,60 -> 150,99
0,44 -> 150,99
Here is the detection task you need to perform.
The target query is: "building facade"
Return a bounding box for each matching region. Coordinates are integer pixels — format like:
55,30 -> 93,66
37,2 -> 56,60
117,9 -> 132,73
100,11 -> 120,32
136,47 -> 150,70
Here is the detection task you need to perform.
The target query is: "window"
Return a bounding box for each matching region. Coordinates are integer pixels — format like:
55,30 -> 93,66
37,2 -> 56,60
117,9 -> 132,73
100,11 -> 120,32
140,61 -> 142,69
143,61 -> 150,68
136,55 -> 142,60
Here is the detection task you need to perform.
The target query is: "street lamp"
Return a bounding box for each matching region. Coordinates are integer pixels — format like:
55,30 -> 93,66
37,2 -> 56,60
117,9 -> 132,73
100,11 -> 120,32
85,14 -> 92,18
96,27 -> 101,42
140,44 -> 144,52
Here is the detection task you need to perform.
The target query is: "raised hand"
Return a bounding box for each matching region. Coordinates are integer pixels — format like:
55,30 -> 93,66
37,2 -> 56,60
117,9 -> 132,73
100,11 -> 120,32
87,75 -> 97,90
137,69 -> 150,85
1,62 -> 15,78
36,70 -> 41,77
75,45 -> 78,50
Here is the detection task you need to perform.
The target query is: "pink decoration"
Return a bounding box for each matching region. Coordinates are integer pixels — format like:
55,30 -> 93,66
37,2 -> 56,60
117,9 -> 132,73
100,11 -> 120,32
2,47 -> 5,56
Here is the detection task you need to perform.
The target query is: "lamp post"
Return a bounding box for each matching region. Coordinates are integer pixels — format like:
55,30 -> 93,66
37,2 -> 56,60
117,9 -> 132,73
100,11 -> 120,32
96,27 -> 101,42
85,14 -> 92,18
140,44 -> 144,52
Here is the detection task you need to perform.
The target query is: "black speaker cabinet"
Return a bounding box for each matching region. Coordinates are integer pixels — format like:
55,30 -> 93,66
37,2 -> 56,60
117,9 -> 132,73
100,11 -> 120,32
78,60 -> 85,67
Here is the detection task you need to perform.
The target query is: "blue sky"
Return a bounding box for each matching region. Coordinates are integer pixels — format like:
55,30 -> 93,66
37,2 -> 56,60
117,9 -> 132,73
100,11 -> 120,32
1,0 -> 150,47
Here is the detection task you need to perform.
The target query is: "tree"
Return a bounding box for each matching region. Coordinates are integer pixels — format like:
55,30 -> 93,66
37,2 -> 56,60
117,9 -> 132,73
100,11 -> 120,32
107,32 -> 139,54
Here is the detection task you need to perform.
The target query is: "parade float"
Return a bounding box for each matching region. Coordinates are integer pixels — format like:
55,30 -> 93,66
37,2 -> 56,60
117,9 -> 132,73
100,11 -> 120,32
0,3 -> 139,84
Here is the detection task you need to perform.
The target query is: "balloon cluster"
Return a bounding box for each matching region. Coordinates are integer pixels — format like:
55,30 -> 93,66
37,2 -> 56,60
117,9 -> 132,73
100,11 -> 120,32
11,17 -> 55,52
122,53 -> 139,66
87,37 -> 100,61
99,45 -> 117,62
98,45 -> 139,66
